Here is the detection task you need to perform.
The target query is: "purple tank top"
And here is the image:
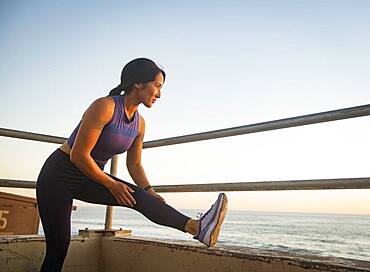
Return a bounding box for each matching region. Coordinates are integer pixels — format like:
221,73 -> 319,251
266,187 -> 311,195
67,95 -> 140,168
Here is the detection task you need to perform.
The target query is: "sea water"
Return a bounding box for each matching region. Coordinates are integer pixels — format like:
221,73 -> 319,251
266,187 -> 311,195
38,205 -> 370,262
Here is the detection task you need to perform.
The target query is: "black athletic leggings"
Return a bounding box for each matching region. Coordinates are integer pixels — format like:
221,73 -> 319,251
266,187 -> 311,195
36,148 -> 191,272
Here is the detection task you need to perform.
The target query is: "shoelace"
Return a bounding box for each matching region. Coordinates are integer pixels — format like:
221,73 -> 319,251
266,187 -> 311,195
196,204 -> 214,220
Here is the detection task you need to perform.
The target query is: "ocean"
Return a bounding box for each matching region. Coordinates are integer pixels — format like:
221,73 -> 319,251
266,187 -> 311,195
38,205 -> 370,262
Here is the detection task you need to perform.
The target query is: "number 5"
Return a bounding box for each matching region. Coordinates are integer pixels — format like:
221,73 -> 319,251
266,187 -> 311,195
0,210 -> 10,229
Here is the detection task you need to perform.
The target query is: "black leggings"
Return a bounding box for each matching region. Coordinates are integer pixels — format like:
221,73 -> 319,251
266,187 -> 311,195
36,148 -> 191,272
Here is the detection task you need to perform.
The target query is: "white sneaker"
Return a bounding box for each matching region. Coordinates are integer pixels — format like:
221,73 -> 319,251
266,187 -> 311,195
193,193 -> 228,247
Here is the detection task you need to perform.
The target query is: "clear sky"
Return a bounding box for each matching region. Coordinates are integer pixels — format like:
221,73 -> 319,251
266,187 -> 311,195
1,0 -> 370,215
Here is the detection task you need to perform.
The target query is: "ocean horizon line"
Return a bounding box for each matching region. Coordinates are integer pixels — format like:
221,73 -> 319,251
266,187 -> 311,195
74,205 -> 370,217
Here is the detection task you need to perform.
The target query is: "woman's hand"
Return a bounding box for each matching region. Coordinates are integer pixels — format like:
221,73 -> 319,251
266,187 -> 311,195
107,180 -> 136,207
147,188 -> 166,203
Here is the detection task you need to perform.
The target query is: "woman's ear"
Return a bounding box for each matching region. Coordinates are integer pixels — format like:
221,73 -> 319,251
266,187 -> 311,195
134,83 -> 143,89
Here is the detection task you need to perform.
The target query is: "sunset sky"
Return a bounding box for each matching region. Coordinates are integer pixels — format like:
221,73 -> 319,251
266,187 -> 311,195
1,1 -> 369,215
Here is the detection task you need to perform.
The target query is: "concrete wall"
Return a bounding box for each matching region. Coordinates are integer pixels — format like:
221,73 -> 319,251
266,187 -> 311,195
0,234 -> 369,272
101,236 -> 370,272
0,235 -> 100,272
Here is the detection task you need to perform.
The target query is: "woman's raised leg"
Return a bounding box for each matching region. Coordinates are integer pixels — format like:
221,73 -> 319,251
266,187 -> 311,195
74,173 -> 192,232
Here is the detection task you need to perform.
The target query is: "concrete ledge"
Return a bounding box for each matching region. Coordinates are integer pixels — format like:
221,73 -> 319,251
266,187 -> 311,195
0,234 -> 369,272
103,236 -> 370,272
0,235 -> 100,272
78,228 -> 132,238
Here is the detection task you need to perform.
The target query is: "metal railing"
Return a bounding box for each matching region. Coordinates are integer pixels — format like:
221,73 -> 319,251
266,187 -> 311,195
1,104 -> 370,229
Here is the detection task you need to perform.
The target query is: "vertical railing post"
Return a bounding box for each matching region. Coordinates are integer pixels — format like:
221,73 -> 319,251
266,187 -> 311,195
104,155 -> 118,230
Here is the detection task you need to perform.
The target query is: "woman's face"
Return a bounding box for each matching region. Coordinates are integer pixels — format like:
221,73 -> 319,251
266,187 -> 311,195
137,72 -> 164,108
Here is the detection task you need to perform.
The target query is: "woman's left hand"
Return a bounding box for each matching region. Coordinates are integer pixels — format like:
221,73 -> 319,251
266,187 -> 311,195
147,188 -> 166,203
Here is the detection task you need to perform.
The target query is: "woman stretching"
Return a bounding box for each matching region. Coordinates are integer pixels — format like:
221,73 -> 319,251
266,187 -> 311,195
36,57 -> 228,271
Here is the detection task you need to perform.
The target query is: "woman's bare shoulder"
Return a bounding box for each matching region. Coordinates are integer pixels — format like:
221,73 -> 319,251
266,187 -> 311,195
92,96 -> 115,108
84,96 -> 115,121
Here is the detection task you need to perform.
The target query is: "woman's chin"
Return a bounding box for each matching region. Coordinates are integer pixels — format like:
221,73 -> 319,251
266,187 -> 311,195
144,102 -> 153,108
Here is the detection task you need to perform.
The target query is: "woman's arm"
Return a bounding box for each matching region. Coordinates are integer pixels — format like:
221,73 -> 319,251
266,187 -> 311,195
70,97 -> 136,207
126,116 -> 165,203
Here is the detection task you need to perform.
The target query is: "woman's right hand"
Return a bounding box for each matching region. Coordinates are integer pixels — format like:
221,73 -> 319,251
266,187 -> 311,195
107,180 -> 136,207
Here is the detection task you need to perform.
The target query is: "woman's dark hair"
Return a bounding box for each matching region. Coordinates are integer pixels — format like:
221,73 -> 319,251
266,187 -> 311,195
108,58 -> 166,96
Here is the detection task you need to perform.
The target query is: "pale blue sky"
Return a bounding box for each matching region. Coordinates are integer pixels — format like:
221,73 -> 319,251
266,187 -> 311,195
1,1 -> 370,215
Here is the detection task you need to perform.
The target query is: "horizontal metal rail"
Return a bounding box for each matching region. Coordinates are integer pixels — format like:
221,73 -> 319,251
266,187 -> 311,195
144,104 -> 370,148
0,179 -> 37,189
1,177 -> 369,191
0,128 -> 66,144
1,104 -> 370,148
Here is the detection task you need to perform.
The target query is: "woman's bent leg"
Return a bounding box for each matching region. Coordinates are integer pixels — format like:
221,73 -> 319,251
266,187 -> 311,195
74,173 -> 191,232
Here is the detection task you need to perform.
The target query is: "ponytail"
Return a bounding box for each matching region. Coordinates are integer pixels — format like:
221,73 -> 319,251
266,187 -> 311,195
108,84 -> 124,96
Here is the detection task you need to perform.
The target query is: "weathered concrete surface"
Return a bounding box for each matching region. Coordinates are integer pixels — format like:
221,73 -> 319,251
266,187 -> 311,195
0,235 -> 100,272
78,228 -> 132,238
102,236 -> 370,272
0,234 -> 369,272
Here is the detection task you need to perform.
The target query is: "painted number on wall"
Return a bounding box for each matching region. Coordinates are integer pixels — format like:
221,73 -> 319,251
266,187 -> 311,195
0,210 -> 10,229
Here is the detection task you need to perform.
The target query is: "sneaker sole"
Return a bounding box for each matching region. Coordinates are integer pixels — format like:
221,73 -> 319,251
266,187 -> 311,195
209,193 -> 228,247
